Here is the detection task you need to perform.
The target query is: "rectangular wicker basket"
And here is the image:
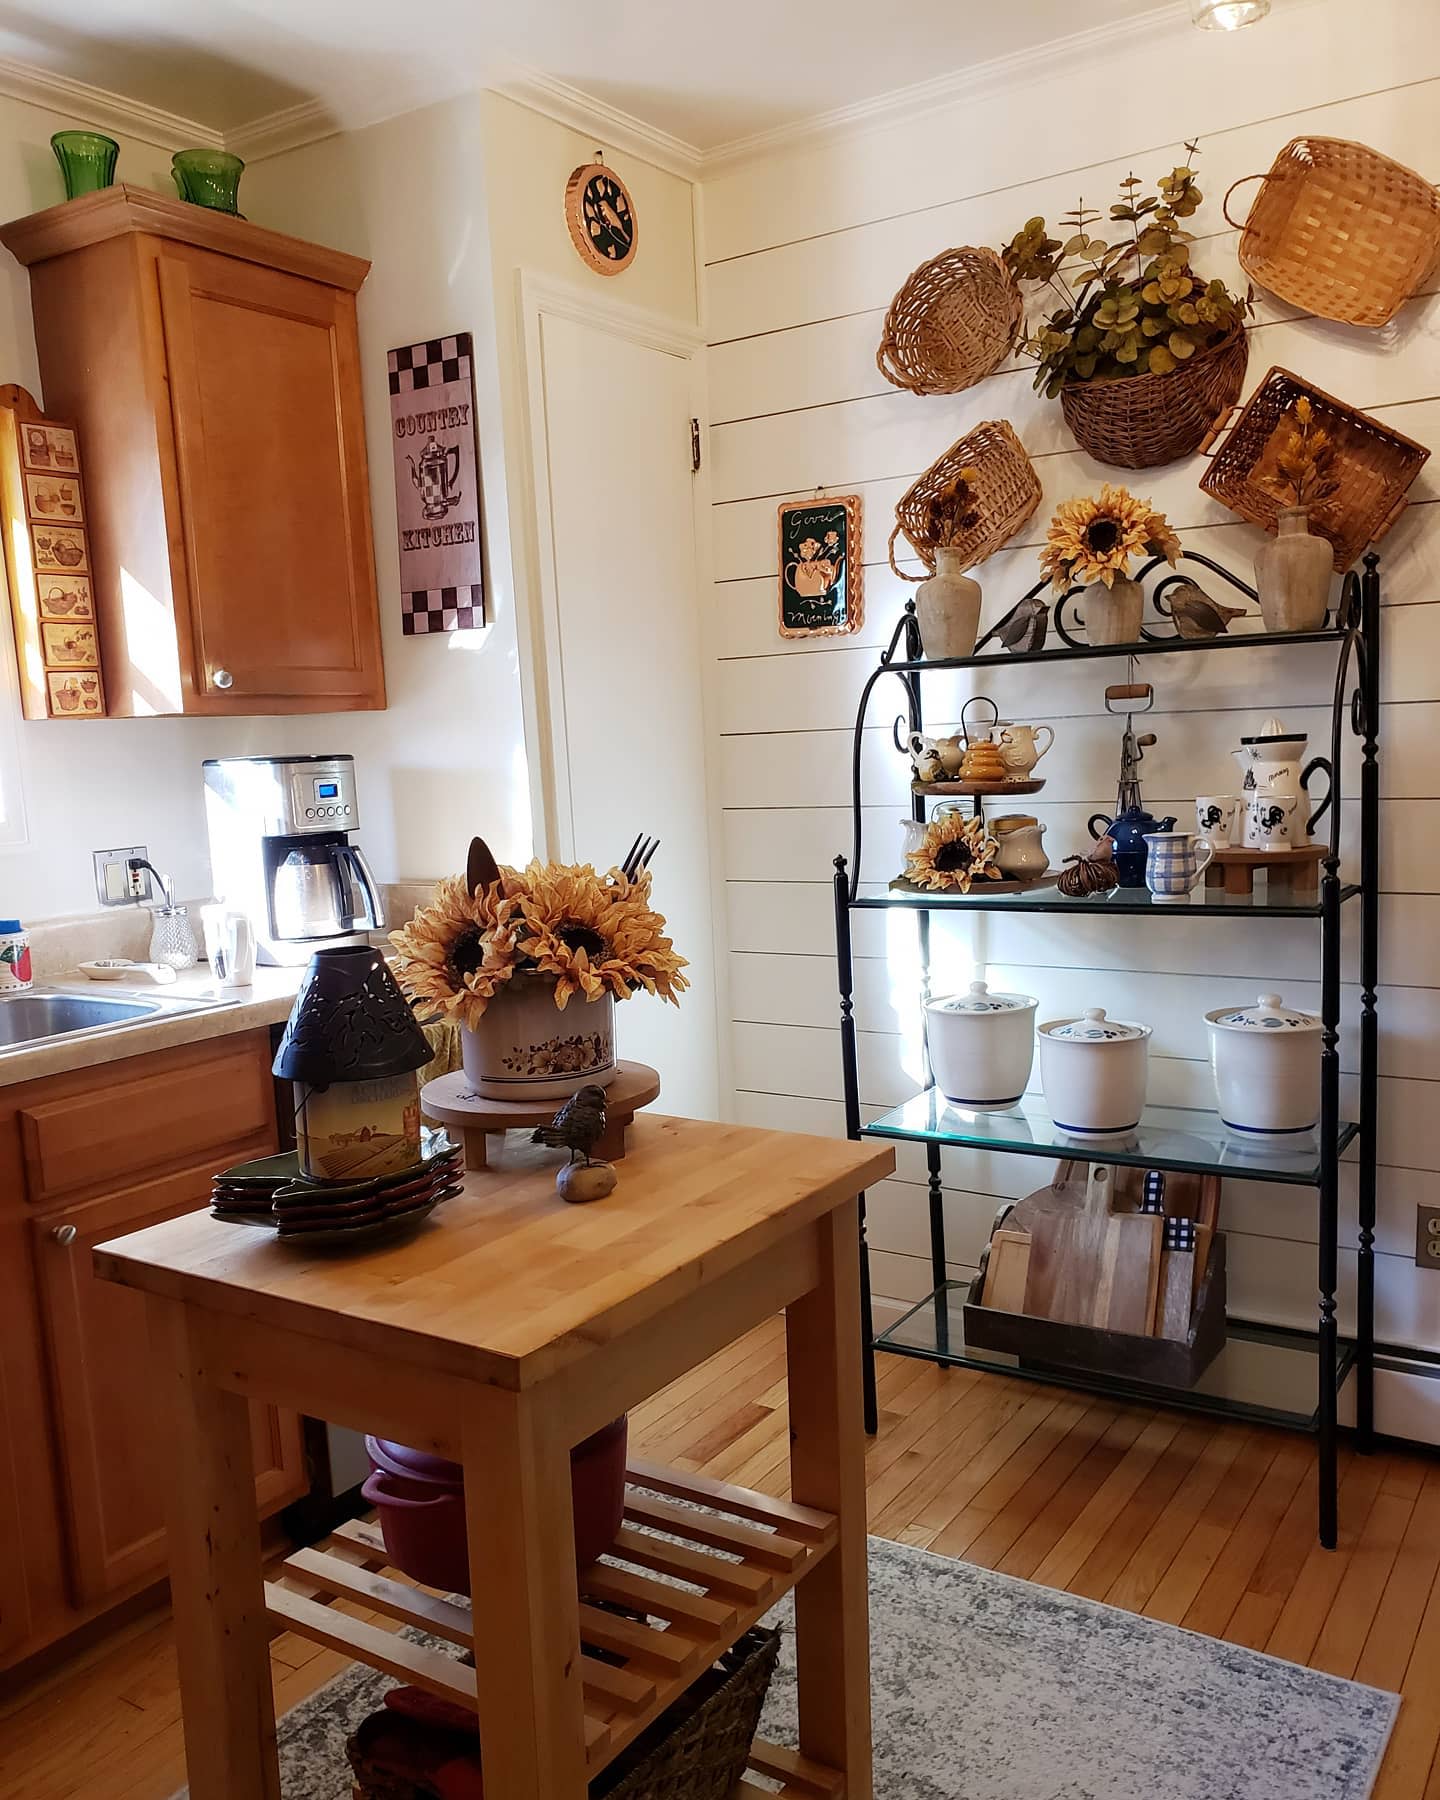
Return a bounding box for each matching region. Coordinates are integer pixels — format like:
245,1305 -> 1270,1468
1199,367 -> 1430,571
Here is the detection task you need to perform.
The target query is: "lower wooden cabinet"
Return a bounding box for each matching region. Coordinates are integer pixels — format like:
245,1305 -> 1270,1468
0,1028 -> 309,1668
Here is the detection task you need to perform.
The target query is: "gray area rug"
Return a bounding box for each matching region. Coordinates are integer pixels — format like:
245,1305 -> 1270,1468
203,1537 -> 1399,1800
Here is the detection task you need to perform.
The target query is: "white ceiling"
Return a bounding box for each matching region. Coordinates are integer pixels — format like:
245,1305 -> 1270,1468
0,0 -> 1180,151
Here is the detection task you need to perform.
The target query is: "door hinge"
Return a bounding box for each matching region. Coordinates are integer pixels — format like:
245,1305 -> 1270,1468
690,417 -> 702,473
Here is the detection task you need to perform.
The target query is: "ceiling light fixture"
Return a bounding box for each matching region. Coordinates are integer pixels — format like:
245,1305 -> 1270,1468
1192,0 -> 1271,26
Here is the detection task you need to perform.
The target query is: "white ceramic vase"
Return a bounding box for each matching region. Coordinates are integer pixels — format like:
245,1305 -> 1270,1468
1254,507 -> 1332,632
916,548 -> 982,660
1083,575 -> 1144,646
461,974 -> 618,1101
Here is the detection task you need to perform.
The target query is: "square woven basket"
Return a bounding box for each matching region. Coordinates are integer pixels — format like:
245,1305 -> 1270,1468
888,418 -> 1042,579
1199,366 -> 1430,571
1224,137 -> 1440,329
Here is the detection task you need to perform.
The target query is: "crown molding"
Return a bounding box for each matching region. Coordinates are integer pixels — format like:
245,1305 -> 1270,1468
225,98 -> 342,163
0,54 -> 222,153
700,1 -> 1193,175
489,62 -> 703,181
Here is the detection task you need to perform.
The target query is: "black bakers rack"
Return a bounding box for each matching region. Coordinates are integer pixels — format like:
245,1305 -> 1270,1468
832,552 -> 1381,1548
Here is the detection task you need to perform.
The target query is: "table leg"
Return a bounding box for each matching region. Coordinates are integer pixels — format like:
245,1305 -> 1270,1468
461,1385 -> 588,1797
148,1297 -> 279,1800
785,1199 -> 873,1800
463,1127 -> 489,1170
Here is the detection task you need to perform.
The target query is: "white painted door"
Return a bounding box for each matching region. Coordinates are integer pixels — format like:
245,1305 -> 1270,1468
535,312 -> 719,1119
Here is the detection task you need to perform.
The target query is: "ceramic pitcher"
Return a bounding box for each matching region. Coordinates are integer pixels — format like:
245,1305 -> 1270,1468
994,722 -> 1055,779
1142,830 -> 1215,902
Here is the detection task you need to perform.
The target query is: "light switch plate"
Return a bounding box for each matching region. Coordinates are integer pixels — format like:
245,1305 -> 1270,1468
1416,1204 -> 1440,1271
93,846 -> 151,906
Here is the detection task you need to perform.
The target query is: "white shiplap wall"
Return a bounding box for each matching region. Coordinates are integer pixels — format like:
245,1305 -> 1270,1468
700,0 -> 1440,1410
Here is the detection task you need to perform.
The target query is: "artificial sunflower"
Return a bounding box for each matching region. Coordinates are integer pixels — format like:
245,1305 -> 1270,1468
513,862 -> 689,1010
905,812 -> 1001,893
1039,484 -> 1181,591
388,871 -> 526,1029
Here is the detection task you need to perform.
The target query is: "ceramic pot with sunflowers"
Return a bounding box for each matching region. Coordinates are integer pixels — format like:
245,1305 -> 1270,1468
1039,485 -> 1180,639
389,850 -> 688,1103
1083,574 -> 1144,645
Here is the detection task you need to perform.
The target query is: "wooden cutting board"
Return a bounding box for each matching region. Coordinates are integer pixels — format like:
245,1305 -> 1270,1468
981,1229 -> 1031,1311
1095,1211 -> 1162,1334
1157,1217 -> 1200,1340
1024,1164 -> 1116,1324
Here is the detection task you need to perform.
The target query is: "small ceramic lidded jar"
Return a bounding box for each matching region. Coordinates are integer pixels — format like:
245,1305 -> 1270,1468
925,981 -> 1037,1111
1037,1006 -> 1151,1138
1205,992 -> 1321,1136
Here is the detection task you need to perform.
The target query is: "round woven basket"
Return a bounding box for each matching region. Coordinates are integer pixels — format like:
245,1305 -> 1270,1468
1059,322 -> 1249,471
889,419 -> 1042,579
877,247 -> 1023,396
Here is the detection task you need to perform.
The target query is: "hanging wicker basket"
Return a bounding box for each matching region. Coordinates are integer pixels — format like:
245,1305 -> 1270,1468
1224,137 -> 1440,329
1058,321 -> 1249,471
889,419 -> 1042,579
1199,366 -> 1430,571
876,247 -> 1023,396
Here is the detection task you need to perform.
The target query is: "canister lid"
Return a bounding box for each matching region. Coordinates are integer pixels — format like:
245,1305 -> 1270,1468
0,920 -> 21,934
1207,992 -> 1321,1032
991,815 -> 1038,833
929,980 -> 1037,1015
1041,1006 -> 1150,1043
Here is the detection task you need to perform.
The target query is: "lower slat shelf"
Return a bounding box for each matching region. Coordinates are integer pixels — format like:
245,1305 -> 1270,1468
267,1460 -> 841,1783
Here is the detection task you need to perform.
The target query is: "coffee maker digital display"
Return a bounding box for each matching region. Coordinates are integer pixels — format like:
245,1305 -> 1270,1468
203,754 -> 386,967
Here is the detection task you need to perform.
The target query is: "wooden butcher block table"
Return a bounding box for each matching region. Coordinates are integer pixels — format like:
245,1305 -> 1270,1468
94,1113 -> 894,1800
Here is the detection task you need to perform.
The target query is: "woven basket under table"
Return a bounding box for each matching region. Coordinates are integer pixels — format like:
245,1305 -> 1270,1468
1059,321 -> 1249,471
1199,366 -> 1430,572
876,246 -> 1023,396
889,418 -> 1042,578
347,1627 -> 780,1800
1224,137 -> 1440,330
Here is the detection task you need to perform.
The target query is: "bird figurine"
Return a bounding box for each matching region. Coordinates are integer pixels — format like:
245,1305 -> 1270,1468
532,1084 -> 609,1165
992,591 -> 1049,654
1163,579 -> 1248,640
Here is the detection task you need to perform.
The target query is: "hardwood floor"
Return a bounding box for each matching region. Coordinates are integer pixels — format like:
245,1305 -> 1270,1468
3,1323 -> 1438,1799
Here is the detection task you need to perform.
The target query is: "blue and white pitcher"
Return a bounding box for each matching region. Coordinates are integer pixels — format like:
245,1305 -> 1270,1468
1142,830 -> 1215,903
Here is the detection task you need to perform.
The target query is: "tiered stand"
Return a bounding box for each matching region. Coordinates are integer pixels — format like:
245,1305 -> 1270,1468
833,552 -> 1381,1549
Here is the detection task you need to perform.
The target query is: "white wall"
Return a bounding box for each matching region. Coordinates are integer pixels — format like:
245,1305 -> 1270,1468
700,0 -> 1440,1391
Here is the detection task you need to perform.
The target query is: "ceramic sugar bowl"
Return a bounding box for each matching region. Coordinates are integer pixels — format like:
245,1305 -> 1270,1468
926,981 -> 1037,1111
1037,1006 -> 1151,1138
1205,992 -> 1321,1136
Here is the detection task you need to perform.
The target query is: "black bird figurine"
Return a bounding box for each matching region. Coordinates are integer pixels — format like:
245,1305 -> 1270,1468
994,591 -> 1049,654
532,1084 -> 608,1165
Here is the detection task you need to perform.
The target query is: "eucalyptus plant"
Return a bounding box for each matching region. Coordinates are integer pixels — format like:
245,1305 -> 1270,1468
1001,144 -> 1250,395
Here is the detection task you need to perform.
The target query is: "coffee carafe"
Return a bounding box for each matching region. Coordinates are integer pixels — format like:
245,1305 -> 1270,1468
1231,715 -> 1333,842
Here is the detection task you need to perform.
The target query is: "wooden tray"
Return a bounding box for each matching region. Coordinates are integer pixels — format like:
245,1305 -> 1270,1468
912,777 -> 1045,796
963,1232 -> 1227,1388
889,873 -> 1058,897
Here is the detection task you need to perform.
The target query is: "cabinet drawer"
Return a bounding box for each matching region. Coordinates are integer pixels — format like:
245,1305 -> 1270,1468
19,1036 -> 274,1204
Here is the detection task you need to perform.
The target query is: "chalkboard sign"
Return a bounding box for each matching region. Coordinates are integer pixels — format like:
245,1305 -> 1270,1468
776,494 -> 863,638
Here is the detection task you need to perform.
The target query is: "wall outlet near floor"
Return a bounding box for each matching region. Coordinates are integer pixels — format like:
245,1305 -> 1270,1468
93,846 -> 151,907
1416,1206 -> 1440,1270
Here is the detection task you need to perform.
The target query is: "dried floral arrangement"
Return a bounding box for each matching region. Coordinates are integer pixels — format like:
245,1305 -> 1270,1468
1259,395 -> 1340,510
1001,144 -> 1251,396
1039,485 -> 1180,590
918,466 -> 982,550
390,862 -> 688,1028
904,812 -> 1003,893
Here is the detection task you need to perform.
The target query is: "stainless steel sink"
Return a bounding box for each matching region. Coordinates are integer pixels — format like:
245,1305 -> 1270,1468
0,991 -> 163,1048
0,982 -> 243,1055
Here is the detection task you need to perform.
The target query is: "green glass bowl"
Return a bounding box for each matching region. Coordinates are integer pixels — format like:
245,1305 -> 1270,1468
51,131 -> 119,200
171,148 -> 245,215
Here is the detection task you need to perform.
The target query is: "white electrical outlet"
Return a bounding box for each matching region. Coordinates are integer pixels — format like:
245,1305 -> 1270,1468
1416,1206 -> 1440,1269
93,846 -> 151,906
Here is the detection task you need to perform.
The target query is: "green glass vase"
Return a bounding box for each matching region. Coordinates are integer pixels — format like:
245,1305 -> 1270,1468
171,148 -> 245,215
51,131 -> 119,200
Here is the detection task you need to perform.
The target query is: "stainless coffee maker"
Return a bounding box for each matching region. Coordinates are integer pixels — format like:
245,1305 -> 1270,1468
203,755 -> 385,966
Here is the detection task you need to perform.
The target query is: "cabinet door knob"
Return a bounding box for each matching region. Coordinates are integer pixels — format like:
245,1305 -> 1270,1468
50,1224 -> 78,1246
212,667 -> 235,690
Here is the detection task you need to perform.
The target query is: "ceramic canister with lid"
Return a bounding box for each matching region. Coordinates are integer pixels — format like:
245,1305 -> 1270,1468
1037,1006 -> 1151,1138
1205,992 -> 1321,1135
925,981 -> 1037,1110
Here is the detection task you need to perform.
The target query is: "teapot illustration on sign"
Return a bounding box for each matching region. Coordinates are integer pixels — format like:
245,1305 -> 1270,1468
784,534 -> 840,600
407,435 -> 462,521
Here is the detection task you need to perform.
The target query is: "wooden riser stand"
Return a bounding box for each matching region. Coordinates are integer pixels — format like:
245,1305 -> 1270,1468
274,1459 -> 846,1796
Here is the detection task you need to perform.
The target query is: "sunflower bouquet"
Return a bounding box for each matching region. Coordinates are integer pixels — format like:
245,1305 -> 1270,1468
1039,485 -> 1181,591
390,860 -> 688,1030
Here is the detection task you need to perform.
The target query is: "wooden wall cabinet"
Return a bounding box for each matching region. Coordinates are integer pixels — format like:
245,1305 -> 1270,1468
0,1031 -> 308,1669
0,186 -> 385,716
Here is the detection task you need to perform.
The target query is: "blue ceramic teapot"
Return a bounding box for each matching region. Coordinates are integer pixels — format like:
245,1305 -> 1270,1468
1087,804 -> 1176,888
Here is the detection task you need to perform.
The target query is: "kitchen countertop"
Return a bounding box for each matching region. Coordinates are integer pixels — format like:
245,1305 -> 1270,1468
0,964 -> 305,1089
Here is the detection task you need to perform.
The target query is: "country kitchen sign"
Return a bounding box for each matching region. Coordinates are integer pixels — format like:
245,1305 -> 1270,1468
776,493 -> 863,638
387,333 -> 485,634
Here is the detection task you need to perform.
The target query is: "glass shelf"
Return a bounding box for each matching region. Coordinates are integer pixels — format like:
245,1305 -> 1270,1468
886,621 -> 1347,675
861,1089 -> 1358,1187
854,882 -> 1361,919
875,1284 -> 1355,1432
